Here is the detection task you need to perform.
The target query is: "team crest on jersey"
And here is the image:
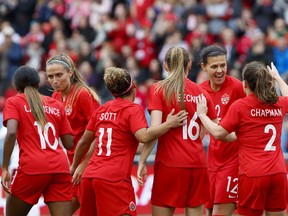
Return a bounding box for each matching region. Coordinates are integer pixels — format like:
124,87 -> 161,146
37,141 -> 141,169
221,93 -> 230,105
65,104 -> 72,116
129,201 -> 136,212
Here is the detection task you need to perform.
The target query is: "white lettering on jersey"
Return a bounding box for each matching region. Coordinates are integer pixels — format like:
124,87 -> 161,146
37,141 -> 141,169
99,112 -> 117,121
24,105 -> 60,116
178,94 -> 201,103
250,108 -> 282,117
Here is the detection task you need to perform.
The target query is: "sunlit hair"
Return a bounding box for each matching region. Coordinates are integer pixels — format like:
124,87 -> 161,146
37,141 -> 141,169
155,47 -> 190,110
104,67 -> 133,97
46,53 -> 100,104
13,66 -> 47,129
199,44 -> 227,65
242,61 -> 278,104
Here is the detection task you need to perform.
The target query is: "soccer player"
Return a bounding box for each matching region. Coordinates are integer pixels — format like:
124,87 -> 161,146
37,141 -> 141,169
138,47 -> 217,216
46,53 -> 100,213
197,61 -> 288,216
71,66 -> 187,216
1,65 -> 73,216
199,45 -> 246,216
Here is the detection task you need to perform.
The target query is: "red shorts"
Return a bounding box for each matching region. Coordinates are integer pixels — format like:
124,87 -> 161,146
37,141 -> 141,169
11,169 -> 72,205
79,178 -> 137,216
72,184 -> 79,197
151,162 -> 210,208
205,166 -> 238,209
238,174 -> 287,216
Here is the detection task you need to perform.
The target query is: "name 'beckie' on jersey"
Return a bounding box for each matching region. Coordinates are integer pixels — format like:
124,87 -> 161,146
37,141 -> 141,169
178,94 -> 201,103
99,112 -> 117,121
24,105 -> 60,116
250,108 -> 282,117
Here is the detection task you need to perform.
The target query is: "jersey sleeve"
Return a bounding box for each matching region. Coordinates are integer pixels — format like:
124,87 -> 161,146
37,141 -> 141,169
148,84 -> 163,112
59,104 -> 73,136
203,90 -> 217,120
234,79 -> 246,99
129,105 -> 148,134
3,98 -> 20,127
77,89 -> 100,119
86,111 -> 97,132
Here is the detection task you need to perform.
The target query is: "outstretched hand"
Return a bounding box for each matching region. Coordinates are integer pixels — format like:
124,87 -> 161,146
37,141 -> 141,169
267,62 -> 280,80
166,109 -> 187,128
196,94 -> 208,116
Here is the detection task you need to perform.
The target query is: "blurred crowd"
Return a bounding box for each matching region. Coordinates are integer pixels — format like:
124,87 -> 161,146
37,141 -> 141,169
1,0 -> 288,149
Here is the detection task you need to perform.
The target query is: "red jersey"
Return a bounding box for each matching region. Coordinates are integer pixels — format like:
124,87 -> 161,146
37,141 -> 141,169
200,75 -> 246,171
3,94 -> 72,175
220,94 -> 288,177
52,85 -> 100,163
82,98 -> 148,182
149,78 -> 217,168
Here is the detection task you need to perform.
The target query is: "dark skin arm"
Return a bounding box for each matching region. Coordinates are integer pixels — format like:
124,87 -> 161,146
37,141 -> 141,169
70,130 -> 95,185
71,140 -> 96,185
1,119 -> 18,193
60,134 -> 74,150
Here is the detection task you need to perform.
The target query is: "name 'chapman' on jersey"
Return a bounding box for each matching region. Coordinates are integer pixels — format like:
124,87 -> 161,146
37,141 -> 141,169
250,108 -> 282,117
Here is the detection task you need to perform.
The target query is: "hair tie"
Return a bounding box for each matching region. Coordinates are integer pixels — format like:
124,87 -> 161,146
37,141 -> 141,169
46,59 -> 70,69
113,80 -> 133,97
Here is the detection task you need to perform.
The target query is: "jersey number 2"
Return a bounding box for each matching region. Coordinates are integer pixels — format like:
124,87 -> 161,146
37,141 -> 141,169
264,124 -> 276,151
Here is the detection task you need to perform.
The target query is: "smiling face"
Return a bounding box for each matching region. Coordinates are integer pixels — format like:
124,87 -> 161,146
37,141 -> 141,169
201,55 -> 227,91
46,63 -> 72,95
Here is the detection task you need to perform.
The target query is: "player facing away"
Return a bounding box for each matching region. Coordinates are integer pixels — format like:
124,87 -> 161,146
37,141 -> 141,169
46,53 -> 100,213
197,61 -> 288,216
199,45 -> 246,216
137,46 -> 218,216
1,65 -> 74,216
70,67 -> 187,216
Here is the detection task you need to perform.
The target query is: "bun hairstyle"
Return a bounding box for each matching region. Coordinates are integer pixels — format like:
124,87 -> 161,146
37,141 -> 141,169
14,65 -> 47,129
104,67 -> 133,97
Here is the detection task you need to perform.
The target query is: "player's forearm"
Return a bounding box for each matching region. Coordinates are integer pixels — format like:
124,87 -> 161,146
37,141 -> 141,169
275,76 -> 288,96
198,114 -> 227,140
2,133 -> 16,170
139,140 -> 157,165
72,140 -> 90,169
145,122 -> 173,142
221,132 -> 237,142
81,140 -> 95,165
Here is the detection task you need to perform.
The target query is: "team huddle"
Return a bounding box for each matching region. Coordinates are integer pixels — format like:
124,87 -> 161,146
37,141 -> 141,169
1,45 -> 288,216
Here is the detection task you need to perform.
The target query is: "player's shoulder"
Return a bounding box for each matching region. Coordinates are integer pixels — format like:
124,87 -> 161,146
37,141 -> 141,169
225,75 -> 242,85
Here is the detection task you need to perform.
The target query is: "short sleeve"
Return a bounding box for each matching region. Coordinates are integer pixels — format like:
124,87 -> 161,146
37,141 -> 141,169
148,84 -> 163,112
129,105 -> 148,134
59,104 -> 73,136
3,98 -> 20,127
203,90 -> 217,120
86,111 -> 97,132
